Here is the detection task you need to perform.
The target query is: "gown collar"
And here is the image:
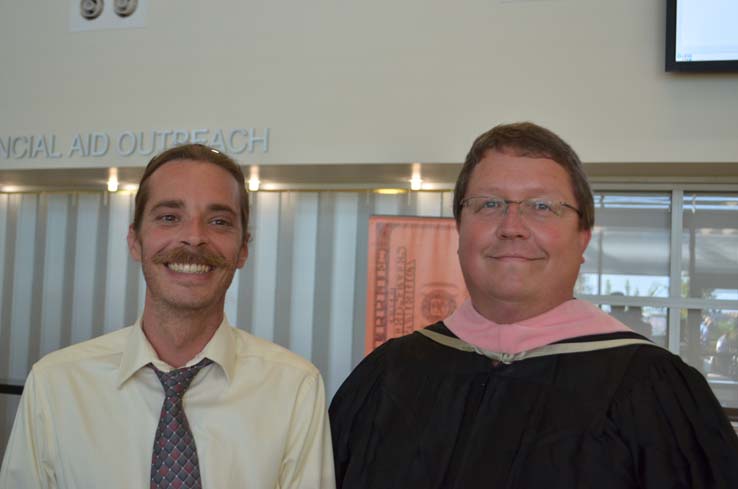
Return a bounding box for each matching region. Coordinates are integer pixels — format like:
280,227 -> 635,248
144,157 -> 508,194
444,298 -> 632,355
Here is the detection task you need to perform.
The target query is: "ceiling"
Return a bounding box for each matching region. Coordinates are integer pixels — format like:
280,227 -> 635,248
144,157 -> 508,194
1,162 -> 738,193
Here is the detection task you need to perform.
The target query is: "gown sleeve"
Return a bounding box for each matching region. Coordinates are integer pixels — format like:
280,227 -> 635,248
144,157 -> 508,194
608,348 -> 738,488
329,339 -> 394,488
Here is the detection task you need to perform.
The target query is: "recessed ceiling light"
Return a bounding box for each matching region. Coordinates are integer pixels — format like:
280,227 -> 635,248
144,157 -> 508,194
375,188 -> 407,195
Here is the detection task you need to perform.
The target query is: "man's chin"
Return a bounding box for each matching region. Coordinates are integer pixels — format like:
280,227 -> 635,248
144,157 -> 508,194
160,296 -> 219,312
474,280 -> 534,304
150,287 -> 221,311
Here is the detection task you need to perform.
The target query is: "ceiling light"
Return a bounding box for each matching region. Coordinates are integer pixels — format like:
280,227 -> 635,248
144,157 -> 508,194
375,188 -> 407,195
410,162 -> 423,191
248,165 -> 260,191
107,168 -> 119,192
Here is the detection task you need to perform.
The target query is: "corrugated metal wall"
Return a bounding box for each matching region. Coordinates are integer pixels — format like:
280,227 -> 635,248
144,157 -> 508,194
0,189 -> 455,458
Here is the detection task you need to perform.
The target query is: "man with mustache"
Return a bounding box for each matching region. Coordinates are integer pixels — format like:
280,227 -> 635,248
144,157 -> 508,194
330,122 -> 738,488
1,144 -> 335,489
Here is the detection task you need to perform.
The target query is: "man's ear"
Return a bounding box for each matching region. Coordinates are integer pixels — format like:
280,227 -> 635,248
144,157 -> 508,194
578,227 -> 592,264
455,216 -> 463,254
236,233 -> 250,269
127,225 -> 142,262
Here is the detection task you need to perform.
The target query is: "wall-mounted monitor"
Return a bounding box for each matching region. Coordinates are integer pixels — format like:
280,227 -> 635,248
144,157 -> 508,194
666,0 -> 738,72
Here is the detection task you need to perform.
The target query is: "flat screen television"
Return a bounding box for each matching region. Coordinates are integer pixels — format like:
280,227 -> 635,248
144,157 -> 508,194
666,0 -> 738,72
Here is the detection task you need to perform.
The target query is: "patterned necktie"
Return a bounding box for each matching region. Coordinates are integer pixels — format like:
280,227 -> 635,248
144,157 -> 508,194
149,358 -> 213,489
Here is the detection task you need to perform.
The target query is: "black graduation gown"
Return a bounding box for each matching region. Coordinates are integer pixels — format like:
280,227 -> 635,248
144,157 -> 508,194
329,323 -> 738,488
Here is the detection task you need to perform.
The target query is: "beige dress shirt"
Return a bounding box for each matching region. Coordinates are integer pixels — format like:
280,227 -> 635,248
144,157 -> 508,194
0,319 -> 336,489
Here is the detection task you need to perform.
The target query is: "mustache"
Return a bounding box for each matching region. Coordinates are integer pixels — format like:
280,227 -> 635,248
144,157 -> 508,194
151,246 -> 231,269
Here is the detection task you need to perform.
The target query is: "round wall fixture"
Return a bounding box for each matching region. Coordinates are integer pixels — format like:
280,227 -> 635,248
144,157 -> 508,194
80,0 -> 104,20
114,0 -> 138,18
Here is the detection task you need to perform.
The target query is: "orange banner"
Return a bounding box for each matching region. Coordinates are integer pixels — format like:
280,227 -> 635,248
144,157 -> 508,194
365,216 -> 469,354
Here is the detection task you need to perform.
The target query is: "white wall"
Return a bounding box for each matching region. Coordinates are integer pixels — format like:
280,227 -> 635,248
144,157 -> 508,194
2,0 -> 737,171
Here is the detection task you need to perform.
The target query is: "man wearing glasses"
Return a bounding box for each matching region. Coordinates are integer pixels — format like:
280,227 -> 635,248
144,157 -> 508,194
330,122 -> 738,488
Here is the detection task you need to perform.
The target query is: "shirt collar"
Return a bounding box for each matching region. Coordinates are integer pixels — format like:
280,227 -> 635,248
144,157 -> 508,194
116,317 -> 238,387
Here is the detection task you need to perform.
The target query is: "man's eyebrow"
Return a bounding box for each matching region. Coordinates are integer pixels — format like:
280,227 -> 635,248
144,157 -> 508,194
472,186 -> 561,197
147,200 -> 237,215
149,200 -> 184,213
208,204 -> 237,215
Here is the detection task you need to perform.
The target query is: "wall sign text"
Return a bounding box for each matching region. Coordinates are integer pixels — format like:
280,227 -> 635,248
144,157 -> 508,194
0,128 -> 270,161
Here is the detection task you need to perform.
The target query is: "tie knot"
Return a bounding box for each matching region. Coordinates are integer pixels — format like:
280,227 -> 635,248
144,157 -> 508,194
149,358 -> 213,398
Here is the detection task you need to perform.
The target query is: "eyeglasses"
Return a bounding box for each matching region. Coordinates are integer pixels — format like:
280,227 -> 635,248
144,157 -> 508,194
460,196 -> 582,222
